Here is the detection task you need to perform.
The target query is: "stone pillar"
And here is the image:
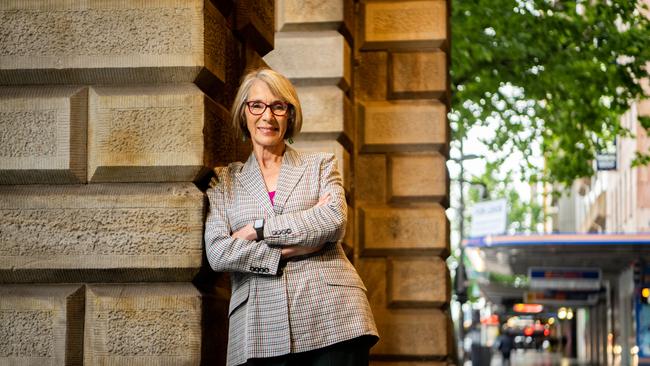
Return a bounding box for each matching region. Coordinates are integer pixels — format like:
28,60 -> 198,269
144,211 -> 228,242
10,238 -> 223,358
265,0 -> 355,249
0,1 -> 273,365
354,1 -> 453,364
266,0 -> 452,364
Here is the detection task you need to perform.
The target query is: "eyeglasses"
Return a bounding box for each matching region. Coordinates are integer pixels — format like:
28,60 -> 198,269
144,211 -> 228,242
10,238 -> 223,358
245,101 -> 290,117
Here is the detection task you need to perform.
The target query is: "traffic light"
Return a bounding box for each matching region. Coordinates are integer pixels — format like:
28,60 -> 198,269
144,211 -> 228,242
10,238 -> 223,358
642,287 -> 650,304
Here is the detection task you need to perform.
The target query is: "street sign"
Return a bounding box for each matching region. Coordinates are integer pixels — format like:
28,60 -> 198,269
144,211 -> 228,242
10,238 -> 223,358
528,267 -> 601,291
469,198 -> 507,238
525,290 -> 600,306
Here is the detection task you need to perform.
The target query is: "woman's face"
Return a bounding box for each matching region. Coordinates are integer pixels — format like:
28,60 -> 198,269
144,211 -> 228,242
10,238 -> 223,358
245,80 -> 289,150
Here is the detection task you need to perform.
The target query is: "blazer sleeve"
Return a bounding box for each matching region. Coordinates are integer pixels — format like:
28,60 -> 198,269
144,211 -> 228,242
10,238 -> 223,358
263,153 -> 347,248
204,169 -> 282,275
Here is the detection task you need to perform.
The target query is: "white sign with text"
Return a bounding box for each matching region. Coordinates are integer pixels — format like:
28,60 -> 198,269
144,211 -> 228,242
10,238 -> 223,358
469,198 -> 507,238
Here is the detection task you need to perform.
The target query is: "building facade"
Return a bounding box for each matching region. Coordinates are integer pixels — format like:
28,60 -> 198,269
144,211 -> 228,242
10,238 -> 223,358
0,1 -> 453,365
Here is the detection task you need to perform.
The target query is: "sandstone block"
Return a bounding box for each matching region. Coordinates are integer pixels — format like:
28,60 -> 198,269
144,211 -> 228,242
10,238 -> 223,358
88,84 -> 230,183
387,256 -> 450,307
235,0 -> 274,55
292,140 -> 351,194
0,285 -> 84,366
359,205 -> 449,255
264,31 -> 351,90
355,51 -> 388,101
361,1 -> 448,50
297,85 -> 352,140
355,154 -> 387,204
0,183 -> 204,283
276,0 -> 344,31
388,153 -> 447,202
0,0 -> 228,86
359,101 -> 448,152
372,308 -> 449,357
390,51 -> 447,99
85,283 -> 201,365
0,86 -> 87,184
357,258 -> 451,358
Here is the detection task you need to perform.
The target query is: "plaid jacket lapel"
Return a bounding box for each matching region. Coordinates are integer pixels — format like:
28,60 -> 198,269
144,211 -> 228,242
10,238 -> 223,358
273,146 -> 306,215
235,153 -> 275,216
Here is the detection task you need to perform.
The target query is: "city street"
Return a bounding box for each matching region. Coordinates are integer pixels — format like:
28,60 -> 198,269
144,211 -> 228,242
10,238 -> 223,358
466,349 -> 596,366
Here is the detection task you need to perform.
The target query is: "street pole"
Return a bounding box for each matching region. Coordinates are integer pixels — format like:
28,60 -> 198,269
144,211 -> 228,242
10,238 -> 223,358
454,141 -> 479,362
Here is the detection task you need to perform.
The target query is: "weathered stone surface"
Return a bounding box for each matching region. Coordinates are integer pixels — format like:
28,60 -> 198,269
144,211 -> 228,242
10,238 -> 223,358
390,51 -> 447,99
387,256 -> 450,307
88,84 -> 227,182
355,154 -> 387,204
244,44 -> 270,72
0,0 -> 228,85
0,86 -> 87,184
85,283 -> 201,365
361,1 -> 448,50
388,153 -> 447,202
276,0 -> 344,31
355,51 -> 388,101
264,31 -> 351,90
0,285 -> 84,366
297,85 -> 351,140
235,0 -> 274,55
357,258 -> 451,357
292,140 -> 351,194
359,100 -> 448,152
0,183 -> 204,283
359,205 -> 449,255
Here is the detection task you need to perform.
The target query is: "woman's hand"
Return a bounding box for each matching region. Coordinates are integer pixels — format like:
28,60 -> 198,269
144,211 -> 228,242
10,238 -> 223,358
314,192 -> 331,208
281,244 -> 324,259
280,193 -> 331,259
231,224 -> 257,241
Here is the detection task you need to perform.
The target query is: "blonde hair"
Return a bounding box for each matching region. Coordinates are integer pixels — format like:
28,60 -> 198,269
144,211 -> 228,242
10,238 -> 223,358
231,68 -> 303,139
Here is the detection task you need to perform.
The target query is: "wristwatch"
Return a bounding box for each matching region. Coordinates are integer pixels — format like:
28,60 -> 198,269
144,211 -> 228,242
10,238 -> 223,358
253,219 -> 264,241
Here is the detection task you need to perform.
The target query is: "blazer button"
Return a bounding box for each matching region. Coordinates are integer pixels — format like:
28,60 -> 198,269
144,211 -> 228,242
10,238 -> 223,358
287,229 -> 292,234
263,268 -> 269,273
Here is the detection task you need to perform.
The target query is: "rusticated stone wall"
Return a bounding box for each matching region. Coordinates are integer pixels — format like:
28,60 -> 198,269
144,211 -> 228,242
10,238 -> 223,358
354,0 -> 453,362
266,0 -> 453,364
1,0 -> 452,364
0,1 -> 271,365
265,0 -> 355,249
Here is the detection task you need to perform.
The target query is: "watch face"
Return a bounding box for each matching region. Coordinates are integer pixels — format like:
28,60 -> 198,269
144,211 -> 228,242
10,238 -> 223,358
254,219 -> 263,229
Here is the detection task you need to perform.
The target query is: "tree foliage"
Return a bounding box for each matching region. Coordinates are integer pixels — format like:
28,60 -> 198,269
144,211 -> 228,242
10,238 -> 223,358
452,0 -> 650,185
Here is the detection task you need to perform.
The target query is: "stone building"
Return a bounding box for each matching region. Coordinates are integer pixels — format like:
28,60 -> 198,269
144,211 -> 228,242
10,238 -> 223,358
0,1 -> 452,365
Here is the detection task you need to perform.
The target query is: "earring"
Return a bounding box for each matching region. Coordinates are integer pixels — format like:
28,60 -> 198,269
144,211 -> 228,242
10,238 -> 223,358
287,137 -> 294,144
242,135 -> 247,142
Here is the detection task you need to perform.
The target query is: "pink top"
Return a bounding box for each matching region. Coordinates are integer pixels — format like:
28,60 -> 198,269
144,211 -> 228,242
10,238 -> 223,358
268,191 -> 276,205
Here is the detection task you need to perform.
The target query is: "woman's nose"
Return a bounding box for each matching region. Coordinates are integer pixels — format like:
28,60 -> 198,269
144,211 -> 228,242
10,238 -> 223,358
261,106 -> 274,119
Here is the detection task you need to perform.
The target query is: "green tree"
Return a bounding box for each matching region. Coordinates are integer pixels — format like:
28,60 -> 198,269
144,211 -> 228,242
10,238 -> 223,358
452,0 -> 650,185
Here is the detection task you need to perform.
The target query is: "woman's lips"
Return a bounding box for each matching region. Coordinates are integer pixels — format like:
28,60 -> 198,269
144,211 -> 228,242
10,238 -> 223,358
257,126 -> 278,135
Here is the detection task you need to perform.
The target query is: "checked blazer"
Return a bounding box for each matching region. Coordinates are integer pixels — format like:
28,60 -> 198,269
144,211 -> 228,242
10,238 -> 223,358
205,146 -> 378,366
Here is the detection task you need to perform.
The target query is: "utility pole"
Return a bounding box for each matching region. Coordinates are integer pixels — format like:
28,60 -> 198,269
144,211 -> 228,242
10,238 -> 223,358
452,139 -> 479,362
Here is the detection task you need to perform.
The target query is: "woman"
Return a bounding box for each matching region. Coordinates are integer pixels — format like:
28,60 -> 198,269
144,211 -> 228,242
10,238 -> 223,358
205,68 -> 378,366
